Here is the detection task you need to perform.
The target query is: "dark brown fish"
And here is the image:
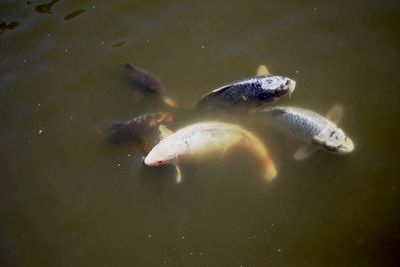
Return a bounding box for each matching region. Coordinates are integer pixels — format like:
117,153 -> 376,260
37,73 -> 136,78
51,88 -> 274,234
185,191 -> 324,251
123,64 -> 165,95
104,112 -> 174,149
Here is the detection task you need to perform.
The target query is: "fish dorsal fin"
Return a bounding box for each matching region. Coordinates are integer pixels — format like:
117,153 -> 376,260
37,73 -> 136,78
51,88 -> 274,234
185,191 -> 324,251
293,144 -> 319,160
325,104 -> 343,124
159,125 -> 174,139
256,65 -> 271,76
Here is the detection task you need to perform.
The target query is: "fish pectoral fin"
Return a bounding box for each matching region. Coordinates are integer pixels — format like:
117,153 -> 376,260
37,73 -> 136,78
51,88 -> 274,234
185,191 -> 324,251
325,104 -> 344,124
159,124 -> 174,139
256,65 -> 271,76
293,144 -> 319,160
162,96 -> 178,108
174,164 -> 182,183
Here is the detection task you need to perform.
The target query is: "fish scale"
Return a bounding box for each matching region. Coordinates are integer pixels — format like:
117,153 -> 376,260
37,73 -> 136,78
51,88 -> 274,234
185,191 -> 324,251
264,107 -> 327,140
196,75 -> 295,110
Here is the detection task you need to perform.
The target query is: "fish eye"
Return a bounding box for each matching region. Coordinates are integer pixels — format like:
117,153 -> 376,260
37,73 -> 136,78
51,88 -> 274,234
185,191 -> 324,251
157,160 -> 163,165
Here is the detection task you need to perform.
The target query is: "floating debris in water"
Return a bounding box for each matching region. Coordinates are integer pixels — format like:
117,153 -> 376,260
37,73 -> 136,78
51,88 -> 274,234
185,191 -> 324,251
64,9 -> 86,21
112,41 -> 125,48
0,20 -> 20,35
35,0 -> 59,14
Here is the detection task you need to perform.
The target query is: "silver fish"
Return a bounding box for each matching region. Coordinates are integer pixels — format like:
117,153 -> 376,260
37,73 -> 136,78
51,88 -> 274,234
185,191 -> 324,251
196,75 -> 296,111
261,105 -> 354,159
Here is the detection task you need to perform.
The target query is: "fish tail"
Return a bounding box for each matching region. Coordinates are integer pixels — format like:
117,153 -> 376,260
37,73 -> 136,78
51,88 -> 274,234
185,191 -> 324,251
242,129 -> 277,181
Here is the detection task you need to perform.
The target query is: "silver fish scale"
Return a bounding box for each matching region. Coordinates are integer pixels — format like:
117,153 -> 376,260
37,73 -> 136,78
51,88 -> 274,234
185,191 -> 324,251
265,107 -> 328,140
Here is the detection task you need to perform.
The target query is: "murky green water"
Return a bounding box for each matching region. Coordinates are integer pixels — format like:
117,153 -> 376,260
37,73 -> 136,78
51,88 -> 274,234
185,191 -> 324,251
1,0 -> 399,266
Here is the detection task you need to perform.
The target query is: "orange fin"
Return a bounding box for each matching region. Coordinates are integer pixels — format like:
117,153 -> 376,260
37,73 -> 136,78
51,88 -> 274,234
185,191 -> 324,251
263,157 -> 277,181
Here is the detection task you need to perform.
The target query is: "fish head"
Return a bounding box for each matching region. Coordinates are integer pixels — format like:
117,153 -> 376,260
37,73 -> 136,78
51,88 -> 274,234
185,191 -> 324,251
261,76 -> 296,99
313,127 -> 354,154
144,142 -> 177,166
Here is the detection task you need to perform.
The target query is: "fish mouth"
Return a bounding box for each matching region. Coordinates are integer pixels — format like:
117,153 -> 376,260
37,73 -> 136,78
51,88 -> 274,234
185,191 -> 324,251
337,137 -> 354,153
144,156 -> 153,166
285,79 -> 296,97
144,155 -> 161,166
277,78 -> 296,98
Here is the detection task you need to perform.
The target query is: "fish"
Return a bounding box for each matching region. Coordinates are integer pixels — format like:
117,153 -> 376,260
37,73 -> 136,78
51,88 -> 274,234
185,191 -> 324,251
123,63 -> 165,95
260,105 -> 354,160
104,112 -> 174,147
195,65 -> 296,111
123,64 -> 177,107
144,121 -> 277,183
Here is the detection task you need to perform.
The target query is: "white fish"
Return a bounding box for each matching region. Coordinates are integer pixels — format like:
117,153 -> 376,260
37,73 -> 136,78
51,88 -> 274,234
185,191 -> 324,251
144,121 -> 277,182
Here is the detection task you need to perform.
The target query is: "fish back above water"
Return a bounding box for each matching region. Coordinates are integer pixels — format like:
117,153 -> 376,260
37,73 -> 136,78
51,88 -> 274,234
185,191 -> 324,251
196,75 -> 296,111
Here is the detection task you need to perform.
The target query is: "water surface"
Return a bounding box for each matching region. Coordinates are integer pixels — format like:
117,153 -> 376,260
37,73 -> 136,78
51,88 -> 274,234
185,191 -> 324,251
1,0 -> 399,266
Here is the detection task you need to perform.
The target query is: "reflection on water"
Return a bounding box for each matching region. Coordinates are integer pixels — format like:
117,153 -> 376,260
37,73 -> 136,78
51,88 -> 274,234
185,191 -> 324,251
0,0 -> 399,266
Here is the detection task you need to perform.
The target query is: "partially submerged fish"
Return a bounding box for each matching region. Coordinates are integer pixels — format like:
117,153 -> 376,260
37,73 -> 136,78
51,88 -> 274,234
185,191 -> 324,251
260,105 -> 354,159
123,64 -> 165,95
104,112 -> 173,148
123,64 -> 177,107
144,121 -> 277,183
196,65 -> 296,111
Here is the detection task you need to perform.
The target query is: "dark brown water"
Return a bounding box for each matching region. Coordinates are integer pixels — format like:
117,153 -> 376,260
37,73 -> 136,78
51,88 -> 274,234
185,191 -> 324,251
1,1 -> 399,266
